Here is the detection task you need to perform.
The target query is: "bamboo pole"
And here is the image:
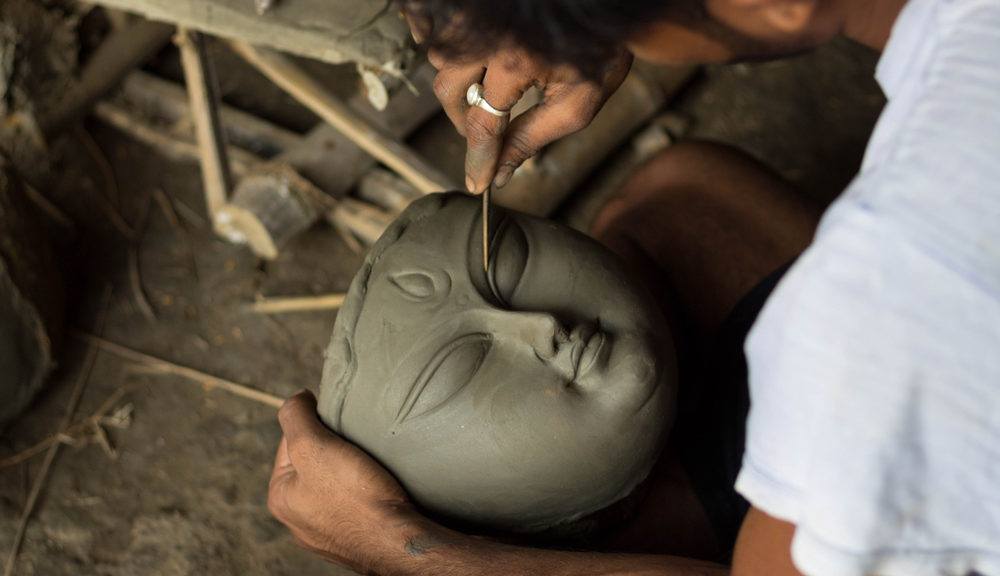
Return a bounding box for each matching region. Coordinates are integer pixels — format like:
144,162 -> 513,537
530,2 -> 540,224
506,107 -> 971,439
41,19 -> 174,136
177,28 -> 232,227
249,294 -> 346,314
228,40 -> 455,195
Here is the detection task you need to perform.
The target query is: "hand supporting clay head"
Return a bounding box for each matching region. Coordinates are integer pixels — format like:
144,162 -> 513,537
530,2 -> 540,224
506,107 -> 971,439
318,192 -> 677,534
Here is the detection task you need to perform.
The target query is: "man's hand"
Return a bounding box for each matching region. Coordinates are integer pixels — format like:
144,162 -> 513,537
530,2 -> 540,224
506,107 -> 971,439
268,390 -> 735,576
268,390 -> 414,574
425,38 -> 632,194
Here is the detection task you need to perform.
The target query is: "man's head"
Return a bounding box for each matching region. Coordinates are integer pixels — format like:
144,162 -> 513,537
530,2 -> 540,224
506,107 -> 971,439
318,193 -> 676,534
407,0 -> 852,74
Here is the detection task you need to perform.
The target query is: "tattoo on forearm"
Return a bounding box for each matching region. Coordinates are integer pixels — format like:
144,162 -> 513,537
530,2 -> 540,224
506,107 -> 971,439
404,534 -> 443,556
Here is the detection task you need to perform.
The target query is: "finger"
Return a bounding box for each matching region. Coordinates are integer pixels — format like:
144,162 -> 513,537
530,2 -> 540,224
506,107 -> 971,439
403,6 -> 431,44
278,391 -> 332,464
432,62 -> 485,138
465,68 -> 531,194
277,389 -> 320,438
492,85 -> 603,188
278,390 -> 361,483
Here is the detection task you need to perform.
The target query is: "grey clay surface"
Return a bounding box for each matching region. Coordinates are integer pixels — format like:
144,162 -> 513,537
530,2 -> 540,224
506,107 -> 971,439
318,192 -> 677,532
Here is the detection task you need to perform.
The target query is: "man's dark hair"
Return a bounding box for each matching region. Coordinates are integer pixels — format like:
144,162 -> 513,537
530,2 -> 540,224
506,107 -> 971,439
404,0 -> 680,79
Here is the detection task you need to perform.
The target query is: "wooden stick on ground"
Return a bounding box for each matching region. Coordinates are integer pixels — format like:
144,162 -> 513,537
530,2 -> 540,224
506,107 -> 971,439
76,125 -> 122,208
152,188 -> 183,231
0,387 -> 132,470
128,248 -> 156,321
22,184 -> 76,232
228,40 -> 456,195
250,294 -> 346,314
71,332 -> 285,409
151,188 -> 201,281
3,287 -> 112,576
76,127 -> 136,240
326,197 -> 396,247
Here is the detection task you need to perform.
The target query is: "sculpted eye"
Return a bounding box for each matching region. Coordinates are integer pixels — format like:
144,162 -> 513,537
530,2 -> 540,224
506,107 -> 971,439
390,271 -> 436,301
487,219 -> 528,307
396,334 -> 490,423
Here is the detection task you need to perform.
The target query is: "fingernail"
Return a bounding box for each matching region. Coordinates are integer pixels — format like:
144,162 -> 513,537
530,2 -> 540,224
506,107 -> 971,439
493,166 -> 514,188
466,175 -> 476,193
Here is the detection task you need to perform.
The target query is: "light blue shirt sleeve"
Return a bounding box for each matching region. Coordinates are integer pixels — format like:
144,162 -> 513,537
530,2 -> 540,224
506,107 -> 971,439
735,1 -> 1000,575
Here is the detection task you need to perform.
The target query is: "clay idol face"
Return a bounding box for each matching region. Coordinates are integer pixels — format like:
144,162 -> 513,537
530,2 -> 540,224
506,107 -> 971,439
318,193 -> 676,533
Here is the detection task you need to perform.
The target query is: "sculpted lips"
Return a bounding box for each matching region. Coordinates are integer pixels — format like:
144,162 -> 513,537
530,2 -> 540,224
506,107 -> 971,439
565,323 -> 608,381
577,330 -> 607,378
395,333 -> 490,424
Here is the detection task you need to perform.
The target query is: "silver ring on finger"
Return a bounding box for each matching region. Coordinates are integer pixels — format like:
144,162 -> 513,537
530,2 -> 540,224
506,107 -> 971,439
466,83 -> 510,118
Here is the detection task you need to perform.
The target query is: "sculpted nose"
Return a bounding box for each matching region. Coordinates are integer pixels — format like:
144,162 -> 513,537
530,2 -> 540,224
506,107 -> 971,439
483,309 -> 567,360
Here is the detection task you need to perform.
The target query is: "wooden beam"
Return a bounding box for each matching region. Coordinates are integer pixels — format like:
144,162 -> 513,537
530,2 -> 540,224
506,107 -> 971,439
115,71 -> 301,158
229,40 -> 456,195
83,0 -> 411,68
40,18 -> 175,137
176,28 -> 232,228
276,62 -> 443,198
213,63 -> 441,259
92,101 -> 259,175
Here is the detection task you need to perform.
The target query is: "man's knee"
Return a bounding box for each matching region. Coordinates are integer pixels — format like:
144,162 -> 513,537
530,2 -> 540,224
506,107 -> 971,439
592,140 -> 747,241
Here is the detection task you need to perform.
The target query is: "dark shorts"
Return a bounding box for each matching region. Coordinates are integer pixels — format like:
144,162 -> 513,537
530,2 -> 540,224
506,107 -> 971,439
673,261 -> 793,561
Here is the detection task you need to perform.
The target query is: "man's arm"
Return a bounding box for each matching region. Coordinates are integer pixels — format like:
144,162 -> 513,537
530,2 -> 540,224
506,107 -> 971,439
269,390 -> 727,576
732,508 -> 804,576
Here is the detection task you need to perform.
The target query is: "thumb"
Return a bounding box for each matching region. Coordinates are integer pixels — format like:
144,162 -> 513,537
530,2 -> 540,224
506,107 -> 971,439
277,389 -> 325,440
277,390 -> 342,473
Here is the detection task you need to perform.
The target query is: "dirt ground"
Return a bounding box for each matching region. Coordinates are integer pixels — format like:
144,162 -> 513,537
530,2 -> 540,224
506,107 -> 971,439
1,31 -> 883,576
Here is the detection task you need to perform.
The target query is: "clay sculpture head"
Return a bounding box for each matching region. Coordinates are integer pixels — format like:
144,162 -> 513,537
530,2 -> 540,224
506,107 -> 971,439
318,192 -> 676,534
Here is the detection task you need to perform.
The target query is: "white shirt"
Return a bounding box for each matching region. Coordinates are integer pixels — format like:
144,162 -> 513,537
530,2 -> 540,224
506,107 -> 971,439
735,1 -> 1000,575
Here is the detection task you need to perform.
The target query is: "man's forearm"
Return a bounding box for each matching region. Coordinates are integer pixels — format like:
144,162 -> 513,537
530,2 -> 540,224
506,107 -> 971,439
269,392 -> 724,576
374,510 -> 729,576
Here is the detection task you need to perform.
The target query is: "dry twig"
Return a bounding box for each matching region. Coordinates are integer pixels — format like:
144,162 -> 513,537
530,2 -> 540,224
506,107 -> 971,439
71,332 -> 284,409
90,422 -> 117,460
23,184 -> 76,232
329,218 -> 364,255
128,247 -> 156,321
152,188 -> 201,281
152,187 -> 183,231
127,193 -> 156,321
172,197 -> 207,230
76,126 -> 136,240
3,286 -> 112,576
83,181 -> 137,240
249,293 -> 346,314
76,125 -> 121,207
0,387 -> 133,470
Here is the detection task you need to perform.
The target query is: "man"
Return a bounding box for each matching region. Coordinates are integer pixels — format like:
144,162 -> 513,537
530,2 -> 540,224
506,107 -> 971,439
268,0 -> 1000,574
